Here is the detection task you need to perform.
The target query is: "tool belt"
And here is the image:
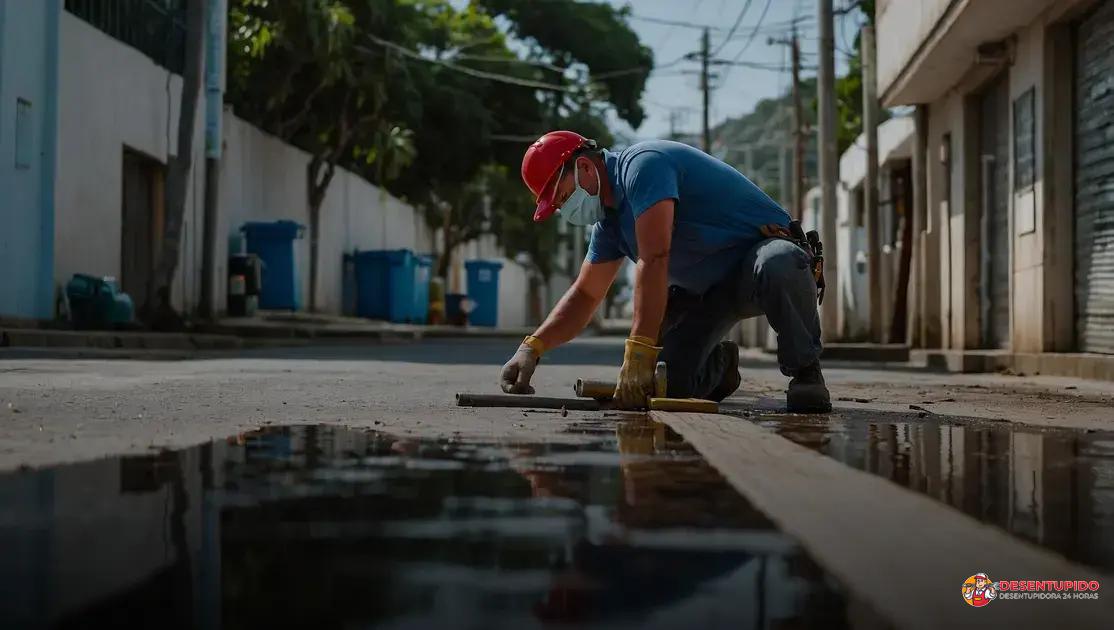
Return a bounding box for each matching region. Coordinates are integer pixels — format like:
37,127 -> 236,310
759,220 -> 827,305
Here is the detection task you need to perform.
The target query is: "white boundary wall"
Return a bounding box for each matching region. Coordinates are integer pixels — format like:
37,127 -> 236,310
54,13 -> 536,327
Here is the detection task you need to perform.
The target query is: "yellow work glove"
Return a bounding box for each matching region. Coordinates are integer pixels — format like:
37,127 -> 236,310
500,336 -> 545,394
613,336 -> 661,409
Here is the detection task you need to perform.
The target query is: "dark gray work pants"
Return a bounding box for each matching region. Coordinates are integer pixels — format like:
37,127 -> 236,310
659,238 -> 823,398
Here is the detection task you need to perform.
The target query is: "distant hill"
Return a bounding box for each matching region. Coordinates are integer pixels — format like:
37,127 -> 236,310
701,77 -> 819,205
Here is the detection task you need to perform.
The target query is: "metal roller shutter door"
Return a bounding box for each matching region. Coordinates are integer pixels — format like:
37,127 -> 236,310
1076,0 -> 1114,354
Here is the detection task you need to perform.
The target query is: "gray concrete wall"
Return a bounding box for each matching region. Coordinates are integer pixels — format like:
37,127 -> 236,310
55,11 -> 207,312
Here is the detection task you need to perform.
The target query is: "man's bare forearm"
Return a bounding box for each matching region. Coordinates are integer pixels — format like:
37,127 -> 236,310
630,253 -> 669,342
532,285 -> 602,350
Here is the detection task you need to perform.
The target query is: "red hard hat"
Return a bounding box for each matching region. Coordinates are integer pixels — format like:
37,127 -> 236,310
521,131 -> 596,222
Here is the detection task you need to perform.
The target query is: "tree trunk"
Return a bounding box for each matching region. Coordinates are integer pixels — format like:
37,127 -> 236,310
147,0 -> 206,329
307,157 -> 336,312
438,202 -> 454,281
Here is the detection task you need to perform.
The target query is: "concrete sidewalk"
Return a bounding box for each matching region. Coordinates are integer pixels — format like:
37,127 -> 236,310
199,312 -> 533,341
2,312 -> 533,353
0,328 -> 286,352
911,348 -> 1114,382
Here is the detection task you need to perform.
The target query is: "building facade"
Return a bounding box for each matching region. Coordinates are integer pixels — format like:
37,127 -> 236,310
879,0 -> 1114,356
835,116 -> 916,342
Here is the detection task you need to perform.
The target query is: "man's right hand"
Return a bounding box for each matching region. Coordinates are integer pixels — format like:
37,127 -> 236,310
500,336 -> 545,394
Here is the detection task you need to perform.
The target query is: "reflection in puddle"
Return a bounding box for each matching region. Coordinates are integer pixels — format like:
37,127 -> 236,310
741,412 -> 1114,572
0,423 -> 862,629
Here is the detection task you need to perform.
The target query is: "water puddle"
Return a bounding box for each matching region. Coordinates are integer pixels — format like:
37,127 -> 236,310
735,411 -> 1114,572
0,423 -> 865,629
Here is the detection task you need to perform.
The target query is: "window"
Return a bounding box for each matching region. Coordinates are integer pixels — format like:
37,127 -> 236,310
1013,88 -> 1036,192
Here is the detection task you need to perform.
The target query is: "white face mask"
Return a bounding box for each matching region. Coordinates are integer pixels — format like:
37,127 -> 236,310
557,161 -> 605,226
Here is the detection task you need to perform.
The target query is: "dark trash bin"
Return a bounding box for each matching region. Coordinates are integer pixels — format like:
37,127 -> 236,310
227,254 -> 262,317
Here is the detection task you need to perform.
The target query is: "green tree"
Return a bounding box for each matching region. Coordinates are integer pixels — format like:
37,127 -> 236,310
228,0 -> 653,313
228,0 -> 418,311
477,0 -> 652,128
381,0 -> 641,279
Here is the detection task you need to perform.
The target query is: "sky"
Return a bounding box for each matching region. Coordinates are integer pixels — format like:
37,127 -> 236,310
442,1 -> 865,142
606,0 -> 862,140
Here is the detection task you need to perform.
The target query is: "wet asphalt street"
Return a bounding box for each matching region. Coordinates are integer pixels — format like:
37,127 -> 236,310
1,336 -> 1113,628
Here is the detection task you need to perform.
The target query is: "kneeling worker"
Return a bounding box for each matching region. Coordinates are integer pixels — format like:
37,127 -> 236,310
500,131 -> 831,413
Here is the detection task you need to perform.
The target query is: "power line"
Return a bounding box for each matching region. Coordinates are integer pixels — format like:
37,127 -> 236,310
720,60 -> 814,72
590,54 -> 688,80
722,15 -> 814,37
626,13 -> 731,32
718,0 -> 777,86
363,33 -> 681,91
657,0 -> 708,49
710,0 -> 754,57
627,11 -> 812,35
454,54 -> 568,74
727,0 -> 775,64
360,34 -> 575,93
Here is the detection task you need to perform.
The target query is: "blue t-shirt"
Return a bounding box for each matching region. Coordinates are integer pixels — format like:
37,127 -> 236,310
586,140 -> 791,294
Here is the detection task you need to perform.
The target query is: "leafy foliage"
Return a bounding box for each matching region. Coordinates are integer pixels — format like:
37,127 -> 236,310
477,0 -> 652,128
227,0 -> 651,290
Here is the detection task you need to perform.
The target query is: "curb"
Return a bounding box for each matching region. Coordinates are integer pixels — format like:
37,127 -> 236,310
821,343 -> 910,363
909,349 -> 1114,382
0,328 -> 303,352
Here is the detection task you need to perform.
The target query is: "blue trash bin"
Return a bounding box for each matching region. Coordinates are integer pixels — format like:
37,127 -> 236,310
355,249 -> 415,323
412,255 -> 433,324
241,221 -> 304,310
465,260 -> 502,327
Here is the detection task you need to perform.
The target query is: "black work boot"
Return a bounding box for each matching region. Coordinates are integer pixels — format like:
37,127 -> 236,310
787,363 -> 832,413
708,341 -> 742,402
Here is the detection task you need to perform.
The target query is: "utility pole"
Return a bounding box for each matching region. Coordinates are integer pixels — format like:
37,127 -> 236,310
779,144 -> 792,210
701,27 -> 711,153
768,31 -> 807,220
791,28 -> 805,221
817,0 -> 840,337
863,24 -> 882,342
199,0 -> 226,320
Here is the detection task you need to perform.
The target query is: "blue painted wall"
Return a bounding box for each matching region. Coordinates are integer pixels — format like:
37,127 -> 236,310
0,0 -> 59,319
